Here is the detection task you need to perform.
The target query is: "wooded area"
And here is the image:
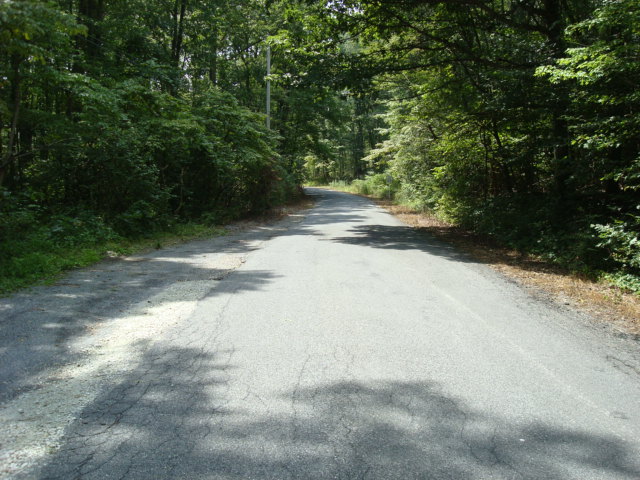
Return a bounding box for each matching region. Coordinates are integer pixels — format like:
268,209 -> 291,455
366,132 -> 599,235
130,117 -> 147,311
1,0 -> 638,291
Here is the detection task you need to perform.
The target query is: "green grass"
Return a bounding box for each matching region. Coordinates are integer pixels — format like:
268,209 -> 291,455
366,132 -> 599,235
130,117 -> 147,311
311,176 -> 400,201
0,222 -> 226,295
305,180 -> 358,193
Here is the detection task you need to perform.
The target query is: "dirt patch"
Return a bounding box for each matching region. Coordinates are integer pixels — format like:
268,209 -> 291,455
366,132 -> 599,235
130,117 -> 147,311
375,201 -> 640,336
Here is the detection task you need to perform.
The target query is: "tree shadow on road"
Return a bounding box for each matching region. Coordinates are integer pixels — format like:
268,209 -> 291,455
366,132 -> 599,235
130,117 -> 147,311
302,210 -> 368,227
302,188 -> 374,226
0,266 -> 278,402
34,352 -> 640,480
329,224 -> 475,262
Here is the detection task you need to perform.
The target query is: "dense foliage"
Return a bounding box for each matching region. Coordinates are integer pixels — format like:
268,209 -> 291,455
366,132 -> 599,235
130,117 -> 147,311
1,0 -> 638,291
0,0 -> 357,289
299,0 -> 639,289
0,0 -> 302,228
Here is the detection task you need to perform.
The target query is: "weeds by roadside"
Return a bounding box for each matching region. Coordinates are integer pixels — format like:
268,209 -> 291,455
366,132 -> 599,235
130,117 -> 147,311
0,220 -> 227,295
0,193 -> 313,296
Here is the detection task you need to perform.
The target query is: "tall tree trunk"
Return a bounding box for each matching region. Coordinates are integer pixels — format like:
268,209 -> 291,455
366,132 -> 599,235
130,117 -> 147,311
169,0 -> 188,95
171,0 -> 188,67
542,0 -> 571,208
209,26 -> 219,84
0,55 -> 22,189
77,0 -> 105,62
353,97 -> 366,178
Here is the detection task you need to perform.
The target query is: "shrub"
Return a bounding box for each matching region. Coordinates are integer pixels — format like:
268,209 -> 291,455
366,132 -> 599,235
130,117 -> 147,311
593,216 -> 640,274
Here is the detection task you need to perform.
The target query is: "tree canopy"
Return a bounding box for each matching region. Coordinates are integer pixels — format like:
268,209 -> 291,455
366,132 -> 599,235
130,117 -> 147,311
1,0 -> 638,289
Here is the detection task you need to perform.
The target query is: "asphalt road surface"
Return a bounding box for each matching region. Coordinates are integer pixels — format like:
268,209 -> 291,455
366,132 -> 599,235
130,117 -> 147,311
1,188 -> 639,479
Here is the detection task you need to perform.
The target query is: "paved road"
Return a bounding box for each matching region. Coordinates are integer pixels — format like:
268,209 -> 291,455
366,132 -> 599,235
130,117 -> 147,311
2,188 -> 640,479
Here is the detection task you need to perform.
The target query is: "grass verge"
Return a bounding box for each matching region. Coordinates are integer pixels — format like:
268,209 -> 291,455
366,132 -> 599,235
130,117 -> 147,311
0,223 -> 227,296
0,194 -> 314,296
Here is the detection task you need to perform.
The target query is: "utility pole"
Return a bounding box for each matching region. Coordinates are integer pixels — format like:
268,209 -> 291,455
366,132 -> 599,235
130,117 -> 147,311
266,45 -> 271,129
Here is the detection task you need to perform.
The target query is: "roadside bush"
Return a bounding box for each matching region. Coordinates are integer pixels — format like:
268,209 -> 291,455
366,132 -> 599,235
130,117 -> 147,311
601,273 -> 640,294
269,167 -> 303,206
47,212 -> 119,247
351,173 -> 399,199
593,216 -> 640,280
0,191 -> 118,292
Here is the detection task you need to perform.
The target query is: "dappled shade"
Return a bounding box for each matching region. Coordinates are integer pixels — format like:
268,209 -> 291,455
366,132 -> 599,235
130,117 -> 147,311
38,350 -> 640,479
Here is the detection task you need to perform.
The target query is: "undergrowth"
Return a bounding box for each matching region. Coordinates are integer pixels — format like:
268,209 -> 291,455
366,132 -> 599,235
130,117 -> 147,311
0,185 -> 312,295
0,206 -> 226,295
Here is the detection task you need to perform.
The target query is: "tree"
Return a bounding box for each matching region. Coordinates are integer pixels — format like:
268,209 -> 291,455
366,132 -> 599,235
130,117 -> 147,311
0,0 -> 83,188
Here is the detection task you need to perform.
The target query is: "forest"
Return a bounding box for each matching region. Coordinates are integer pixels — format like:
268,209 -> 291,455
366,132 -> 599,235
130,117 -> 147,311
1,0 -> 639,292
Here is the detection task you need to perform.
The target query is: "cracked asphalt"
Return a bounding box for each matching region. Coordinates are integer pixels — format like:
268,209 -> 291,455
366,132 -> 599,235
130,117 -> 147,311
1,187 -> 640,479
